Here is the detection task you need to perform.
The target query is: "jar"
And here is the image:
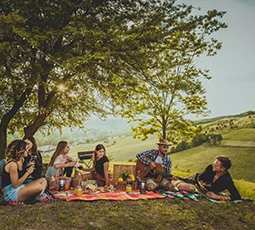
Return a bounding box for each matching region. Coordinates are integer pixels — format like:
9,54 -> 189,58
59,179 -> 66,191
126,184 -> 132,193
140,182 -> 146,194
76,186 -> 82,196
70,187 -> 75,194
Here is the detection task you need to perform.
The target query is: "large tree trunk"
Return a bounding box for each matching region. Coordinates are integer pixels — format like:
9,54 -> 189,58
0,89 -> 32,159
0,125 -> 7,159
23,82 -> 57,138
23,113 -> 48,138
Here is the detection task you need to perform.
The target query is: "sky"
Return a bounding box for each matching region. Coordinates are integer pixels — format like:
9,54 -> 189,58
180,0 -> 255,119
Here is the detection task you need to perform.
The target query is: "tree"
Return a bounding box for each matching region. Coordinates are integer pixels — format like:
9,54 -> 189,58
0,0 -> 185,158
117,5 -> 227,143
175,140 -> 190,152
191,133 -> 208,147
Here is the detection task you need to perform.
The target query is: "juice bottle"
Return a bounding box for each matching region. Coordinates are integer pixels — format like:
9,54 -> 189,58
126,177 -> 132,193
76,186 -> 82,196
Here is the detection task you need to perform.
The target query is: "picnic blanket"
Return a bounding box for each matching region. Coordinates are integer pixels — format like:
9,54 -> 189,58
54,191 -> 166,202
53,189 -> 249,203
159,190 -> 251,203
1,189 -> 251,205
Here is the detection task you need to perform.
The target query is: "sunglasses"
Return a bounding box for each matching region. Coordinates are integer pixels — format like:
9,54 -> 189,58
160,145 -> 169,149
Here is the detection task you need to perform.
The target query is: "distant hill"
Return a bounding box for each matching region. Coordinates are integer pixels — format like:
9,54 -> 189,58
194,110 -> 255,125
83,110 -> 255,132
79,110 -> 255,133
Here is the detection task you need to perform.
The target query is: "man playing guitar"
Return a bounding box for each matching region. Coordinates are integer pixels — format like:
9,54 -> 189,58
136,138 -> 177,191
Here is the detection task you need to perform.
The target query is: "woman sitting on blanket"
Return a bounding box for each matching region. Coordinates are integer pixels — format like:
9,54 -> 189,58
45,141 -> 77,177
78,144 -> 110,186
1,140 -> 47,203
22,136 -> 43,183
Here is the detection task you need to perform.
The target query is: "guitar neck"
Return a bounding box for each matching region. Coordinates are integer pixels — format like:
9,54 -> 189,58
151,164 -> 193,183
154,169 -> 172,178
157,170 -> 193,183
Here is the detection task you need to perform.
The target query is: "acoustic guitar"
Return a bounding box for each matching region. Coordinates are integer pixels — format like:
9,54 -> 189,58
135,157 -> 197,184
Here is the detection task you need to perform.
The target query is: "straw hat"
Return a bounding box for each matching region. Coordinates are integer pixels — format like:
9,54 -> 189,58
156,139 -> 171,146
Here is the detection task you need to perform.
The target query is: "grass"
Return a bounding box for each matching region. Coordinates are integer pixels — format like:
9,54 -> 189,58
222,128 -> 255,142
0,199 -> 254,230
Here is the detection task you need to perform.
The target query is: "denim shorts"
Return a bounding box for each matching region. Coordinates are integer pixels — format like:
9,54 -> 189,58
3,183 -> 25,202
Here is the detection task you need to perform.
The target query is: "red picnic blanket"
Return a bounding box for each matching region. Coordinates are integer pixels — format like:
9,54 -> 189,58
54,191 -> 166,202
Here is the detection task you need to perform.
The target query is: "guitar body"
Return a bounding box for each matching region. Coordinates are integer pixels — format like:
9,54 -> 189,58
136,159 -> 164,182
135,157 -> 197,184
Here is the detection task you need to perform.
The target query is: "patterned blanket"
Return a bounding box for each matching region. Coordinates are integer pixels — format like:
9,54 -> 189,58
1,189 -> 250,205
53,189 -> 248,203
54,191 -> 166,202
159,190 -> 249,203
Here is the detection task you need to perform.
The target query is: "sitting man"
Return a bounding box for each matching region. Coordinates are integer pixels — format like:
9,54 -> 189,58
136,138 -> 175,191
176,156 -> 241,201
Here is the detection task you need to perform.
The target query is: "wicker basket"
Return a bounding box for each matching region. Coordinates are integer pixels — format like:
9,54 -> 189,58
116,181 -> 137,191
113,163 -> 136,185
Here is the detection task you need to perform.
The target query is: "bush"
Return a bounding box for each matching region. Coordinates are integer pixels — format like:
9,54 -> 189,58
191,134 -> 208,147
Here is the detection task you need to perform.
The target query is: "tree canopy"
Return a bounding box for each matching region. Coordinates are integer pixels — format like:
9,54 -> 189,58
0,0 -> 227,158
117,6 -> 227,143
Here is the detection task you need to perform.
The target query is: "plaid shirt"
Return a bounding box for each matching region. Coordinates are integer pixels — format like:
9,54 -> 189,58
136,149 -> 172,174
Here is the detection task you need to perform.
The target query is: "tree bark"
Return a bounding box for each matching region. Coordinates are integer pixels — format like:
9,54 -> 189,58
0,88 -> 32,159
23,113 -> 47,138
0,125 -> 7,159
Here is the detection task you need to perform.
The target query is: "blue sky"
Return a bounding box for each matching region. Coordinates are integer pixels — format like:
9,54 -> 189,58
181,0 -> 255,119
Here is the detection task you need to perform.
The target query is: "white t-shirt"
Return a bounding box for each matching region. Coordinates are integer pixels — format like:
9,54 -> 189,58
46,154 -> 74,177
155,155 -> 163,164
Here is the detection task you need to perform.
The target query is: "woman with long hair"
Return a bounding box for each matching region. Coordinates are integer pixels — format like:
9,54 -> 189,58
1,140 -> 47,203
81,144 -> 110,186
23,136 -> 42,182
45,141 -> 76,177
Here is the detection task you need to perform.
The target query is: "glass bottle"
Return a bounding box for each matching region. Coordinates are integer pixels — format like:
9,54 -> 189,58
76,185 -> 82,196
126,177 -> 132,193
136,170 -> 141,191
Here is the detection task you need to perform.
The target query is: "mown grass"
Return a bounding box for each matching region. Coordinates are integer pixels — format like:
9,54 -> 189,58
0,198 -> 254,230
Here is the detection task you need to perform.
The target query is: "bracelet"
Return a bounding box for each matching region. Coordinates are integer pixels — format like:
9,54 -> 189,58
26,171 -> 31,176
